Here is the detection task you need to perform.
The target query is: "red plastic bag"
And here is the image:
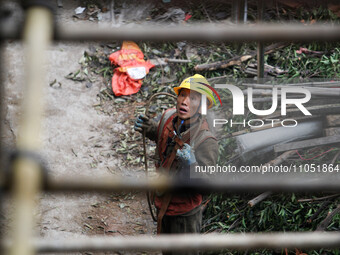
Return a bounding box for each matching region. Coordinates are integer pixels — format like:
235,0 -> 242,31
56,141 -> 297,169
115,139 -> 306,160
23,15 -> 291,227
109,41 -> 154,96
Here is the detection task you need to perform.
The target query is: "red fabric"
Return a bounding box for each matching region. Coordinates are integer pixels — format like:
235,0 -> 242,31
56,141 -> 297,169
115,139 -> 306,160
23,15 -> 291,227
109,41 -> 155,96
156,108 -> 176,145
155,111 -> 202,216
111,71 -> 142,96
184,13 -> 192,21
155,193 -> 202,216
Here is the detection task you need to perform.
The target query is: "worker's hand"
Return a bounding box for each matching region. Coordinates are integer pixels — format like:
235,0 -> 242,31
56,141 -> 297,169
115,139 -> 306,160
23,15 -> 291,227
134,114 -> 152,134
176,143 -> 196,165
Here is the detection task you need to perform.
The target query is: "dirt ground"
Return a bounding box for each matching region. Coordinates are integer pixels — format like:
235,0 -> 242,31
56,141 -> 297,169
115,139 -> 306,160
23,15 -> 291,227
1,0 -> 158,254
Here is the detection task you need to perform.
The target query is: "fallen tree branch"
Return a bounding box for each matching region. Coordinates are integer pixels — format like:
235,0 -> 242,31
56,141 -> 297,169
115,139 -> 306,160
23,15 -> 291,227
246,63 -> 287,76
164,58 -> 191,63
263,150 -> 296,167
316,204 -> 340,231
243,81 -> 340,88
194,42 -> 288,71
307,201 -> 332,224
263,103 -> 340,119
207,75 -> 232,82
324,127 -> 340,136
243,87 -> 340,97
274,135 -> 340,153
247,151 -> 295,207
298,193 -> 340,203
248,191 -> 273,207
228,218 -> 241,231
326,115 -> 340,127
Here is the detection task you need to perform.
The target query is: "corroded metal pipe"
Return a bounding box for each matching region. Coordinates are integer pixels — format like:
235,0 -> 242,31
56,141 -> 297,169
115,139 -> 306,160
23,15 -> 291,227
8,5 -> 53,255
257,0 -> 265,79
55,23 -> 340,42
2,232 -> 340,252
2,23 -> 340,42
42,175 -> 340,192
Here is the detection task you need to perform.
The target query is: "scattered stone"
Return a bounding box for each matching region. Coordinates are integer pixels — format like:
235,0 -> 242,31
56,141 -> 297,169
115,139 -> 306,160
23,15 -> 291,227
215,11 -> 228,20
157,75 -> 176,84
155,8 -> 185,23
149,58 -> 168,66
89,45 -> 96,53
185,45 -> 201,61
151,49 -> 162,55
176,41 -> 186,51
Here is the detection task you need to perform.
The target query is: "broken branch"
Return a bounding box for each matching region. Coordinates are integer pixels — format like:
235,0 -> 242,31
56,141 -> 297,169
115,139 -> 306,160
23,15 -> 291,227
307,201 -> 332,224
243,81 -> 340,88
243,87 -> 340,97
298,193 -> 340,203
247,151 -> 296,207
316,204 -> 340,231
164,58 -> 191,63
274,135 -> 340,153
248,191 -> 273,207
194,42 -> 288,71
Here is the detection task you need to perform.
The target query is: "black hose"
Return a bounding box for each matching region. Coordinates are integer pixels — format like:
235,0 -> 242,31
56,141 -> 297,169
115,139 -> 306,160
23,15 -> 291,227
143,92 -> 177,222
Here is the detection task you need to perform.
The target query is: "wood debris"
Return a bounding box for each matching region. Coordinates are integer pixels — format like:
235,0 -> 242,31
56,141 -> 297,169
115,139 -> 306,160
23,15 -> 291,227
274,135 -> 340,153
194,42 -> 288,71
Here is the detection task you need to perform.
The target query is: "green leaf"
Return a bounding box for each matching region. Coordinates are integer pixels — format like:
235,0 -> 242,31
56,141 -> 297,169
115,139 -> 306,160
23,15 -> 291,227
242,217 -> 246,228
330,56 -> 339,64
291,193 -> 296,202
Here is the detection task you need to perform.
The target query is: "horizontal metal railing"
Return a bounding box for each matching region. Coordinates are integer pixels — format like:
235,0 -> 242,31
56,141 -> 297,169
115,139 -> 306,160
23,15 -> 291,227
55,23 -> 340,42
1,175 -> 339,192
1,23 -> 340,42
2,232 -> 340,252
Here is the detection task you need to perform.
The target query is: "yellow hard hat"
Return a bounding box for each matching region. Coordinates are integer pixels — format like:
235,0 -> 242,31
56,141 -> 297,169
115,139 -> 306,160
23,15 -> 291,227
173,74 -> 216,109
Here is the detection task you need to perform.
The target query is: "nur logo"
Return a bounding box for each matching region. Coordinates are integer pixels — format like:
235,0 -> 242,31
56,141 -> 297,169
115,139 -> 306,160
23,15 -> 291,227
196,82 -> 312,116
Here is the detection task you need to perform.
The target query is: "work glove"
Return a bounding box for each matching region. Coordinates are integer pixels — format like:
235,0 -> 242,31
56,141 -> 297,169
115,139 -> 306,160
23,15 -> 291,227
176,143 -> 196,165
134,114 -> 152,134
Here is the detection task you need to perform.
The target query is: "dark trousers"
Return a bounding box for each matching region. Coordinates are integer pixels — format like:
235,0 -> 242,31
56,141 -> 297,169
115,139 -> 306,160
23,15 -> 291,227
161,207 -> 202,255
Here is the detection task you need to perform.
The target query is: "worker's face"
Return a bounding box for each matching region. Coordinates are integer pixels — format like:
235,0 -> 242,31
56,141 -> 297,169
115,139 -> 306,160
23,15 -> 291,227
176,88 -> 201,121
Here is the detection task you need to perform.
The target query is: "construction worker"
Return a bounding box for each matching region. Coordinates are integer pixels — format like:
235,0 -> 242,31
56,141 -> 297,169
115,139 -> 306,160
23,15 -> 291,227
134,74 -> 218,255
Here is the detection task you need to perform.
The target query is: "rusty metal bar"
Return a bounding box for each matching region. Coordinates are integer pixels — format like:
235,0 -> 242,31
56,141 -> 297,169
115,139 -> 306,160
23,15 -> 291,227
7,5 -> 53,255
244,0 -> 248,23
2,23 -> 340,42
29,175 -> 340,192
231,0 -> 238,23
257,0 -> 265,80
0,40 -> 4,255
55,23 -> 340,42
0,45 -> 3,169
232,0 -> 245,24
2,232 -> 340,252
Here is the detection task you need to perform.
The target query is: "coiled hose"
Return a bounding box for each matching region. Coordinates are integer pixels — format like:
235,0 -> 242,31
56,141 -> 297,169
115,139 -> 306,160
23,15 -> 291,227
142,92 -> 177,222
